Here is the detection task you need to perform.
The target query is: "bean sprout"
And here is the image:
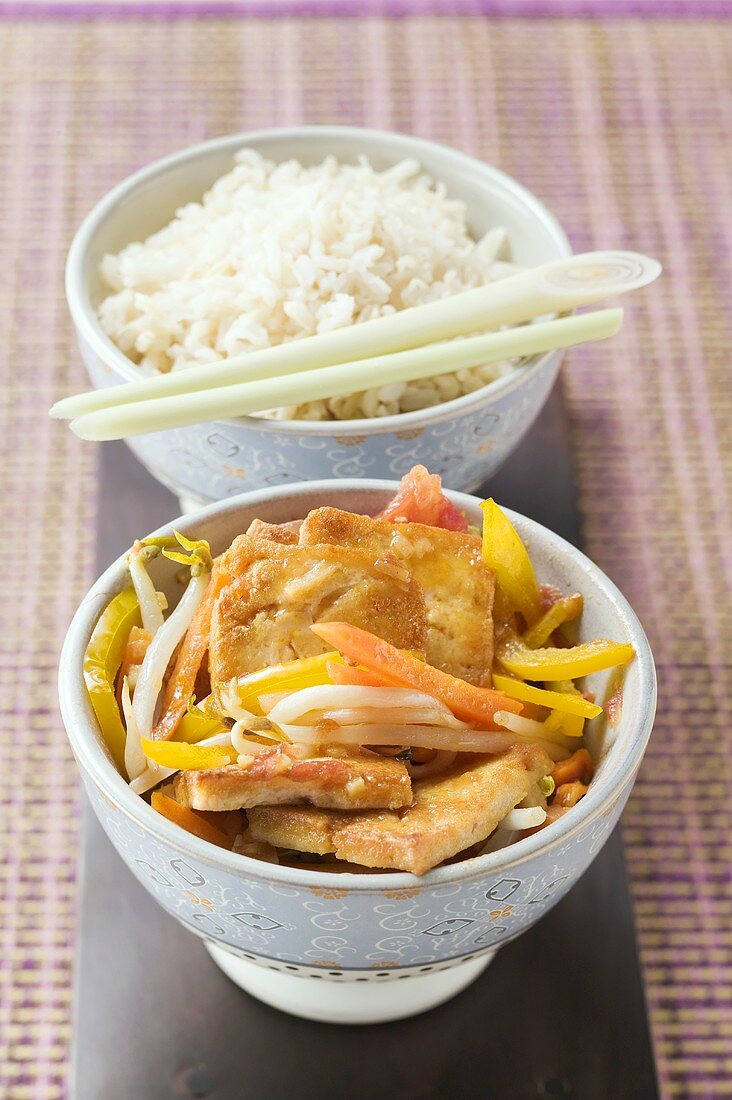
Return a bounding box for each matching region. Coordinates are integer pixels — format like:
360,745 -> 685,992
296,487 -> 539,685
127,545 -> 165,634
132,570 -> 210,738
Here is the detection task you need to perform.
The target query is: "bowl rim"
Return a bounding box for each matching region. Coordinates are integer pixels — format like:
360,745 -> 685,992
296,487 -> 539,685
58,480 -> 656,892
65,124 -> 571,438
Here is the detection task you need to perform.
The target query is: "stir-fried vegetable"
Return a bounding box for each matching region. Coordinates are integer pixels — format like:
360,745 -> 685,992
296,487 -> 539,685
83,587 -> 141,776
544,708 -> 584,738
551,747 -> 594,787
497,633 -> 634,680
120,677 -> 147,780
492,673 -> 602,720
269,721 -> 523,755
501,805 -> 547,830
229,652 -> 343,716
311,622 -> 522,727
131,533 -> 214,755
555,781 -> 589,807
151,565 -> 227,741
522,593 -> 583,649
480,499 -> 540,624
141,737 -> 236,770
127,543 -> 166,634
376,464 -> 468,531
175,703 -> 228,744
151,791 -> 232,848
260,685 -> 467,730
326,661 -> 387,688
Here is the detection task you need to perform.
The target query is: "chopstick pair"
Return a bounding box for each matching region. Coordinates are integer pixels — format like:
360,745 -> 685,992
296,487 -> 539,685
52,250 -> 661,440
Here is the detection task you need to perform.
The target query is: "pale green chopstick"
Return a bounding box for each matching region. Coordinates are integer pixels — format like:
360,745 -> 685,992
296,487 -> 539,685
52,250 -> 658,421
71,308 -> 622,441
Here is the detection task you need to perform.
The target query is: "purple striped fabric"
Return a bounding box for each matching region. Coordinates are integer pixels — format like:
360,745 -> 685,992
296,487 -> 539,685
1,12 -> 730,1100
1,0 -> 731,19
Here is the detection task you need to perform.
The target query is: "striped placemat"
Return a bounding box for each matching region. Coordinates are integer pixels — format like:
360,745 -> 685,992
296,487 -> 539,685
1,12 -> 730,1099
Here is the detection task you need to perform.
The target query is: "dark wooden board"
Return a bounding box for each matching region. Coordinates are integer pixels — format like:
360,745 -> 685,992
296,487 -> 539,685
73,386 -> 659,1100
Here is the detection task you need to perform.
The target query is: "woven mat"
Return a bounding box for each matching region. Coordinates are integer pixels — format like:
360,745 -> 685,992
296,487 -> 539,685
1,12 -> 730,1099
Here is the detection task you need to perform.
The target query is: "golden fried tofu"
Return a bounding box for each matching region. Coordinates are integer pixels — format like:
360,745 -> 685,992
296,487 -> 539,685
209,537 -> 427,699
245,518 -> 298,545
173,745 -> 412,812
247,745 -> 552,875
299,508 -> 495,684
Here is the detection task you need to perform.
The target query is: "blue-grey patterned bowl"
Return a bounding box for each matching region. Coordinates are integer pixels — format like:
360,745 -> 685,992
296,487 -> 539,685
58,482 -> 655,1023
66,127 -> 571,506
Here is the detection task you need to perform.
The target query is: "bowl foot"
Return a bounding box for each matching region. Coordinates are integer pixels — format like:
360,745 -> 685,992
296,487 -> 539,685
205,943 -> 494,1024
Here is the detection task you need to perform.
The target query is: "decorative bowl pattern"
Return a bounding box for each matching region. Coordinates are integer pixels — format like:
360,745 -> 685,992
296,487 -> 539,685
66,127 -> 571,504
59,482 -> 655,1014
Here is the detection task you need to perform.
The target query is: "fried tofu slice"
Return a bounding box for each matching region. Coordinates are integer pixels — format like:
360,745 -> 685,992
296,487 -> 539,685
245,518 -> 298,545
209,537 -> 427,700
299,507 -> 495,684
173,745 -> 412,812
248,744 -> 553,875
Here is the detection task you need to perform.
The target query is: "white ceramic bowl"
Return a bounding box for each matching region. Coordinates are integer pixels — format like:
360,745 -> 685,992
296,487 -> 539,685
59,482 -> 655,1023
66,127 -> 571,506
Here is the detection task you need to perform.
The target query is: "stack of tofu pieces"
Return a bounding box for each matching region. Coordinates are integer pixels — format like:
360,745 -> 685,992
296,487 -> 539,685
173,508 -> 552,874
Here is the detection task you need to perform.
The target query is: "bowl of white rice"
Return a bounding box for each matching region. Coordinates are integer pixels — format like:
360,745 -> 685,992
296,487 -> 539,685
66,127 -> 570,507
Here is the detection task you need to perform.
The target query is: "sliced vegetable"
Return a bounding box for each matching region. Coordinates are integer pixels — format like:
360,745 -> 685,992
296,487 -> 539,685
480,499 -> 540,624
261,685 -> 466,729
270,721 -> 522,755
501,805 -> 547,830
376,465 -> 468,531
175,704 -> 227,744
83,587 -> 141,777
551,748 -> 595,787
522,593 -> 583,649
118,625 -> 152,695
127,544 -> 165,634
326,661 -> 387,688
554,781 -> 589,807
311,622 -> 522,727
141,737 -> 236,770
544,708 -> 585,738
151,791 -> 231,848
231,652 -> 343,716
497,634 -> 634,680
492,673 -> 602,720
150,565 -> 227,741
121,676 -> 146,781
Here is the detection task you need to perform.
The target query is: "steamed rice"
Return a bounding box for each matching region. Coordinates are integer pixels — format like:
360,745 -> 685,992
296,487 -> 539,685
98,150 -> 523,421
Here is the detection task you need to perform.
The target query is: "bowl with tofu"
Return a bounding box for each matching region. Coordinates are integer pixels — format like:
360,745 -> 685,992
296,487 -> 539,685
58,472 -> 655,1023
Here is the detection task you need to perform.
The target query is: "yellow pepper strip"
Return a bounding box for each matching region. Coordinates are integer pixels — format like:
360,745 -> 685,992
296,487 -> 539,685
544,679 -> 589,736
492,673 -> 602,720
83,588 -> 141,778
544,709 -> 585,738
233,652 -> 343,715
522,594 -> 584,649
141,738 -> 236,770
480,499 -> 540,624
175,704 -> 227,745
498,634 -> 634,681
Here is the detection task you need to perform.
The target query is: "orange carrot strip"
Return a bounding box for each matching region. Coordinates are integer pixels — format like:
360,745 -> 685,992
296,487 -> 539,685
151,567 -> 228,741
551,748 -> 594,787
115,626 -> 152,708
325,660 -> 390,688
151,790 -> 231,849
312,622 -> 522,727
554,781 -> 589,808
